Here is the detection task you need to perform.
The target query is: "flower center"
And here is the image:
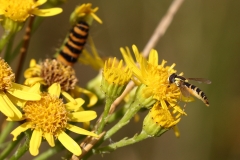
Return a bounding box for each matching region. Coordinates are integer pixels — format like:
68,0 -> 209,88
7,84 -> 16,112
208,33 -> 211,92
23,93 -> 68,135
0,58 -> 15,90
144,63 -> 181,106
0,0 -> 36,21
41,59 -> 78,91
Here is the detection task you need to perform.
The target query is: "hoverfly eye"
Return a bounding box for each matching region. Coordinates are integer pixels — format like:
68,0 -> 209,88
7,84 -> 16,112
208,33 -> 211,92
168,73 -> 177,84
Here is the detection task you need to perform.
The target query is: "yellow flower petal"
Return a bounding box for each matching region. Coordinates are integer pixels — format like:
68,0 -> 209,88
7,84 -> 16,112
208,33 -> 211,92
7,83 -> 41,101
58,131 -> 82,156
34,0 -> 47,7
30,130 -> 42,156
173,125 -> 180,137
160,99 -> 168,109
31,8 -> 63,17
29,59 -> 37,67
69,111 -> 97,122
11,122 -> 31,141
149,49 -> 158,66
24,77 -> 45,86
48,83 -> 61,97
28,83 -> 41,93
62,91 -> 75,103
0,92 -> 22,119
74,87 -> 97,107
7,116 -> 25,121
66,124 -> 98,137
90,12 -> 103,24
65,98 -> 85,111
0,94 -> 14,117
44,132 -> 55,147
5,92 -> 26,108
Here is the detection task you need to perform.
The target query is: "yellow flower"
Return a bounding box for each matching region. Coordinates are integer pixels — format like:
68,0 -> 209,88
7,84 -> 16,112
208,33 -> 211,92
102,57 -> 132,99
121,45 -> 181,109
10,83 -> 98,156
70,3 -> 102,25
0,58 -> 41,119
143,101 -> 186,137
24,59 -> 97,107
0,0 -> 63,22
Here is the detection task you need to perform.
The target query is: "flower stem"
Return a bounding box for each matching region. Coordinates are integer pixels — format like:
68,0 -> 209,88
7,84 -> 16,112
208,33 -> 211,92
97,130 -> 148,154
0,31 -> 14,54
9,131 -> 31,160
0,121 -> 14,143
103,99 -> 143,141
0,131 -> 24,160
97,97 -> 114,134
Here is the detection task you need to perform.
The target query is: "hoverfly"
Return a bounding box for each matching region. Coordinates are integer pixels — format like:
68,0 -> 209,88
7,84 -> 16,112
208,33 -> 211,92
168,73 -> 211,106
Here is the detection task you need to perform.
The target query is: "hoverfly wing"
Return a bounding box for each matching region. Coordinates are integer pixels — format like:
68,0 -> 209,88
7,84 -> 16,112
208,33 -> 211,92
179,85 -> 190,97
179,85 -> 195,102
187,78 -> 211,84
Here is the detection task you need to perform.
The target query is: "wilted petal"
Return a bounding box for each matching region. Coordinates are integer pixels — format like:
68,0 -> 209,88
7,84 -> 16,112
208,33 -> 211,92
58,131 -> 82,156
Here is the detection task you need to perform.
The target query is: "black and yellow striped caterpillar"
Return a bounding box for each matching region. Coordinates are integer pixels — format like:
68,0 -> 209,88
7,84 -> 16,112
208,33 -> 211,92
57,21 -> 89,66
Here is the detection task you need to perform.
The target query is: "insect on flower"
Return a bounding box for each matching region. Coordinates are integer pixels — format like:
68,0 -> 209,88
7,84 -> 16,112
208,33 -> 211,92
168,73 -> 211,106
57,21 -> 89,66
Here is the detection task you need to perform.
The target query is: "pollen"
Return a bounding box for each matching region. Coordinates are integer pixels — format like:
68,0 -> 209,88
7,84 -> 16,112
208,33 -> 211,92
0,0 -> 35,21
23,93 -> 68,136
41,59 -> 78,91
0,57 -> 15,90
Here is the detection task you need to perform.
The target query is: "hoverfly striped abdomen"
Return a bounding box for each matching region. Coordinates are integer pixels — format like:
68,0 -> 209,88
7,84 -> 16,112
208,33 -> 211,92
183,82 -> 209,106
57,21 -> 89,66
168,73 -> 210,106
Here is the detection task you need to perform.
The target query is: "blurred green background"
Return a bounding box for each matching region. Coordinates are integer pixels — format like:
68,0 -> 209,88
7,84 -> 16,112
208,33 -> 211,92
2,0 -> 240,159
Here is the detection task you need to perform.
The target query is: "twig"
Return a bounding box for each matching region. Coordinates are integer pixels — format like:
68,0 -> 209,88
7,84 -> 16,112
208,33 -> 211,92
71,132 -> 105,160
15,16 -> 35,82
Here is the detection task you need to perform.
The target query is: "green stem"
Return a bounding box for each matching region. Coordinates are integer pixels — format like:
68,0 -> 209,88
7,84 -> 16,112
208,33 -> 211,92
33,144 -> 61,160
0,131 -> 24,160
4,34 -> 15,62
97,97 -> 114,134
107,106 -> 126,124
103,100 -> 143,140
96,130 -> 148,154
0,121 -> 14,143
9,131 -> 31,160
0,31 -> 14,54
